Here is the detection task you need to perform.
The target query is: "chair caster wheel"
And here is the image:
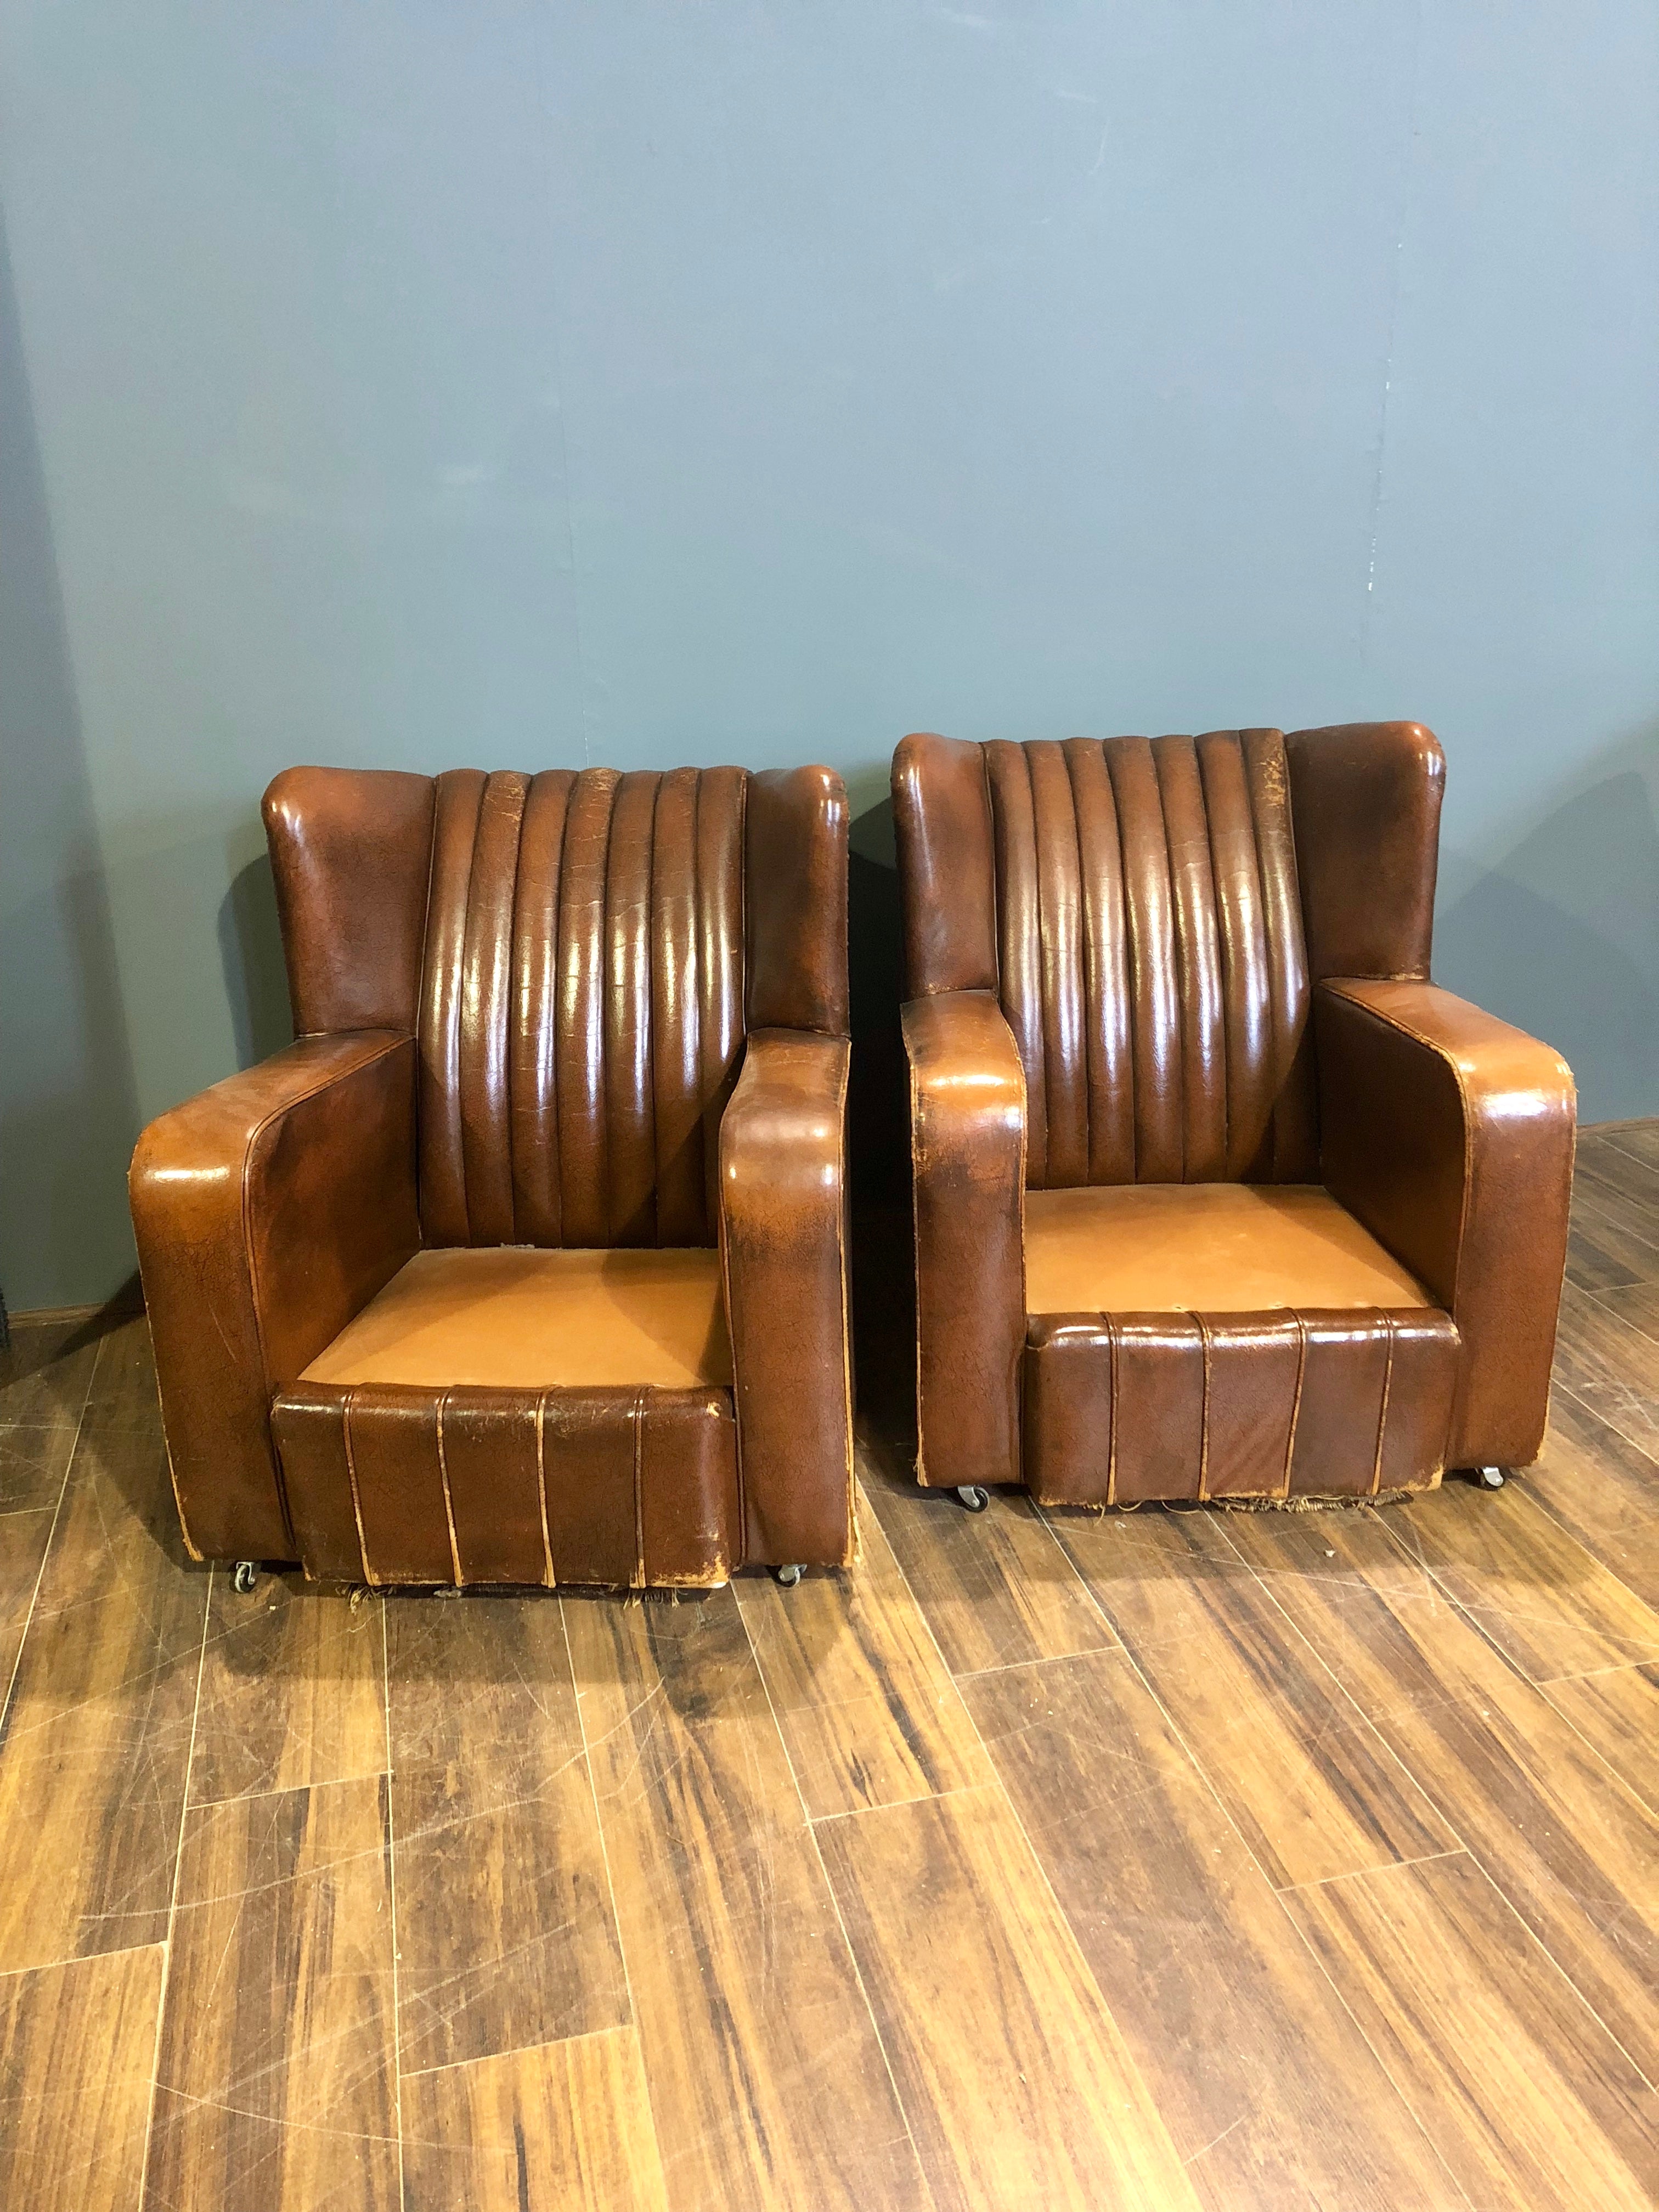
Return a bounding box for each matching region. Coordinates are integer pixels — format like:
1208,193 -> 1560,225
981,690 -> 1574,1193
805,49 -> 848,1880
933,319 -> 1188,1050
1475,1466 -> 1507,1491
775,1563 -> 803,1587
956,1485 -> 991,1514
231,1560 -> 259,1594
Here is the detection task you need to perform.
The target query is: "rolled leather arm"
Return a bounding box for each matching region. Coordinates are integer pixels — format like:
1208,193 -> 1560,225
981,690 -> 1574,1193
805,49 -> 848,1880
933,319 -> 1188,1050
718,1028 -> 854,1566
1316,978 -> 1575,1468
129,1031 -> 420,1562
902,990 -> 1027,1489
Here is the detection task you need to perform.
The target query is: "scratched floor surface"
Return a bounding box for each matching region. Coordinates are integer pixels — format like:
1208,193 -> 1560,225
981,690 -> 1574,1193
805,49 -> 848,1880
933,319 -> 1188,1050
2,1124 -> 1657,2209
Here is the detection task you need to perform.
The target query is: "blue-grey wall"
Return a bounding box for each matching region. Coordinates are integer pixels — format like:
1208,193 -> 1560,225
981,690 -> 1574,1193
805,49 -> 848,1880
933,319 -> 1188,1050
2,3 -> 1655,1310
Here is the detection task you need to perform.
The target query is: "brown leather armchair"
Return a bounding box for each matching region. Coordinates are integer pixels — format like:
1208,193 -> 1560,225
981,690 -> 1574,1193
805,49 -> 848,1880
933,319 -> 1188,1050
130,763 -> 854,1588
894,724 -> 1575,1507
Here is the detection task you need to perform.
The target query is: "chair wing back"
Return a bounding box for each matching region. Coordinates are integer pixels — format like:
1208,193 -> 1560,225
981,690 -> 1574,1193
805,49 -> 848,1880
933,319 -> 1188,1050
895,724 -> 1446,1191
265,761 -> 847,1251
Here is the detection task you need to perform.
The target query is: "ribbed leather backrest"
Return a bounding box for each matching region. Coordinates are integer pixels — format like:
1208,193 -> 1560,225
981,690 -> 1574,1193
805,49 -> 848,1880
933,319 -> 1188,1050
417,765 -> 747,1249
984,731 -> 1316,1188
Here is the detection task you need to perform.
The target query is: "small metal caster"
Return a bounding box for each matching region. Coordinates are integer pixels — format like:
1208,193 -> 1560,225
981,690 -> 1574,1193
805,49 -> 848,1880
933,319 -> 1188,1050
231,1560 -> 259,1594
956,1485 -> 991,1514
1474,1466 -> 1507,1491
775,1563 -> 803,1587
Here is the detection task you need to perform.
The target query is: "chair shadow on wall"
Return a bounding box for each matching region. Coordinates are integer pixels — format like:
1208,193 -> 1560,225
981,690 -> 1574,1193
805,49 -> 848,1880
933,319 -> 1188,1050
219,844 -> 294,1068
1437,758 -> 1659,1122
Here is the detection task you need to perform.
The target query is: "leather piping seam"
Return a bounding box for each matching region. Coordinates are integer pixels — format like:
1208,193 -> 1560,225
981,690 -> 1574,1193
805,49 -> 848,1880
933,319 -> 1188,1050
689,769 -> 706,1244
1240,732 -> 1283,1179
342,1389 -> 375,1585
542,776 -> 573,1250
716,1070 -> 748,1554
905,1030 -> 926,1491
1105,1313 -> 1119,1507
497,774 -> 532,1244
833,1040 -> 857,1564
631,1387 -> 647,1589
443,775 -> 488,1246
1152,737 -> 1190,1184
1243,734 -> 1278,1176
625,771 -> 661,1249
1282,1311 -> 1307,1499
979,742 -> 1002,997
1197,741 -> 1233,1179
412,774 -> 442,1242
1012,1006 -> 1031,1439
435,1387 -> 463,1584
1370,1314 -> 1395,1498
1009,742 -> 1048,1191
534,1393 -> 556,1589
1196,1312 -> 1212,1502
1059,738 -> 1094,1190
1257,729 -> 1311,1181
1102,741 -> 1140,1186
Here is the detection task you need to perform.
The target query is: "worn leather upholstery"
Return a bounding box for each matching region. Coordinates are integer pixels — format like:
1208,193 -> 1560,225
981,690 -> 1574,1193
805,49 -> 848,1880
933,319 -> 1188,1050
131,760 -> 853,1583
1317,979 -> 1576,1469
894,722 -> 1575,1501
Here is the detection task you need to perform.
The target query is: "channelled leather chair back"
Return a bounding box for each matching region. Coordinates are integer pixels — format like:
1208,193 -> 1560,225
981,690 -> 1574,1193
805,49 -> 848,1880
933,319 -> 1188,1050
266,762 -> 844,1240
976,732 -> 1317,1189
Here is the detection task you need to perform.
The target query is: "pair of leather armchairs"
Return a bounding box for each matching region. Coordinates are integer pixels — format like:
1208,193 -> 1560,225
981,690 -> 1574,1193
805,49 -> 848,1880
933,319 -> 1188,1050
129,722 -> 1575,1591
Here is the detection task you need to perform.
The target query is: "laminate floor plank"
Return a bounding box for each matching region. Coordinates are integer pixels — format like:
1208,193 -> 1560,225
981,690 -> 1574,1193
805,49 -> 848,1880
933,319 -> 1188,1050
1574,1148 -> 1659,1246
401,2027 -> 669,2212
734,1482 -> 992,1819
563,1586 -> 925,2212
0,1418 -> 80,1513
0,1316 -> 101,1427
1594,1120 -> 1659,1176
0,1942 -> 165,2212
1229,1506 -> 1659,2081
1384,1477 -> 1659,1681
963,1648 -> 1460,2210
0,1314 -> 106,1524
1571,1150 -> 1659,1244
1049,1503 -> 1457,1888
189,1574 -> 387,1806
817,1780 -> 1201,2212
1565,1154 -> 1659,1292
1593,1277 -> 1659,1348
0,1507 -> 55,1706
145,1775 -> 400,2212
1566,1198 -> 1659,1295
1545,1662 -> 1659,1815
1552,1280 -> 1659,1460
1528,1390 -> 1659,1613
0,1319 -> 208,1973
386,1593 -> 628,2077
1284,1852 -> 1658,2210
860,1448 -> 1115,1679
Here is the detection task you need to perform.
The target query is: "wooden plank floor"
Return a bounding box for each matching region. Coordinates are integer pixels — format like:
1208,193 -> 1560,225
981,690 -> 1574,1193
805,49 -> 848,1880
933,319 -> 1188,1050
3,1123 -> 1658,2208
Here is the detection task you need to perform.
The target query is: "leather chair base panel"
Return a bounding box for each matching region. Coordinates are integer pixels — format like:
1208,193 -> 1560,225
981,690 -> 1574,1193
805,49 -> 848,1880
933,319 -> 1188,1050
273,1382 -> 740,1588
1023,1307 -> 1459,1506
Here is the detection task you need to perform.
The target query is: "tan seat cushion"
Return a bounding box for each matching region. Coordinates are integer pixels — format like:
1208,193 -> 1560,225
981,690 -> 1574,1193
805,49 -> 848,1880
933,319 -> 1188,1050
301,1246 -> 732,1391
1023,1184 -> 1434,1316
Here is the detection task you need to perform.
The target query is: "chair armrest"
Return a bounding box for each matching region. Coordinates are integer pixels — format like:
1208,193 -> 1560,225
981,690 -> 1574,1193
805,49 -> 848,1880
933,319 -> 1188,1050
129,1031 -> 419,1562
718,1028 -> 853,1566
902,989 -> 1027,1488
1316,979 -> 1575,1466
